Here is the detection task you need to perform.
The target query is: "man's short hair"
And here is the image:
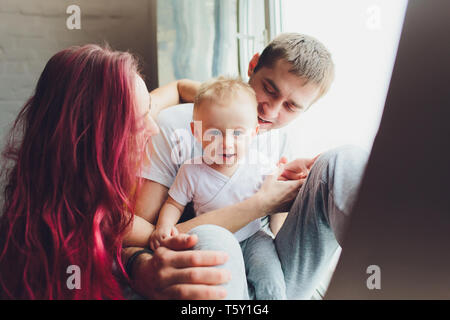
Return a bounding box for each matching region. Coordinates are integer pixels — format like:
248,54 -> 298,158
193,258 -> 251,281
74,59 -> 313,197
194,76 -> 257,111
254,33 -> 335,101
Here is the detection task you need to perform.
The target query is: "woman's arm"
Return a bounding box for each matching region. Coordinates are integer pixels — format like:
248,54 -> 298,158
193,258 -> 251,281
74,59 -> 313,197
123,215 -> 155,248
149,79 -> 201,119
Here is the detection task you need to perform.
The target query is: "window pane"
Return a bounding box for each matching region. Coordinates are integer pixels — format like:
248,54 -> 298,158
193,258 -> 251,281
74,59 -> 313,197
280,0 -> 408,157
157,0 -> 238,85
237,0 -> 266,81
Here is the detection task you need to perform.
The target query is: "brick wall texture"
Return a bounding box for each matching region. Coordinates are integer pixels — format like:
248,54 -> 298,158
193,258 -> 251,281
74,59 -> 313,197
0,0 -> 158,147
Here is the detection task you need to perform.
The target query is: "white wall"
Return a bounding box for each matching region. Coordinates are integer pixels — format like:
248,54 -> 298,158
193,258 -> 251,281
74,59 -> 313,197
0,0 -> 158,149
280,0 -> 408,158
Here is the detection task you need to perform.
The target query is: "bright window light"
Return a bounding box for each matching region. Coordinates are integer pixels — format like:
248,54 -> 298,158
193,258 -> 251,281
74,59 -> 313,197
279,0 -> 408,158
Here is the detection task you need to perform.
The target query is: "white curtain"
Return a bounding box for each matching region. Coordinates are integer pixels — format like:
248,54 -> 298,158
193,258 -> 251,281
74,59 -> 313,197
157,0 -> 238,85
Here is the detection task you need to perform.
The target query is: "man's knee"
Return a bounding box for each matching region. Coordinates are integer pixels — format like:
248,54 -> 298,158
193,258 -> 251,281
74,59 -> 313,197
188,225 -> 248,299
188,224 -> 234,239
315,144 -> 369,217
315,145 -> 369,172
188,224 -> 240,252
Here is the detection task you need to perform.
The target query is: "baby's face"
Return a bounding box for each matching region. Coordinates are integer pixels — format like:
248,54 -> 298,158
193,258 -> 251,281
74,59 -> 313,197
192,92 -> 258,167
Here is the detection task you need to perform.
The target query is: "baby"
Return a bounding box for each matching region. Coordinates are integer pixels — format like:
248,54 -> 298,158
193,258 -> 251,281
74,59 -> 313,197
149,77 -> 287,300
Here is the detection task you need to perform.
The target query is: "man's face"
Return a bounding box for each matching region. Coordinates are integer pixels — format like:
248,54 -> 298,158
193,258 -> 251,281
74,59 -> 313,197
248,57 -> 321,131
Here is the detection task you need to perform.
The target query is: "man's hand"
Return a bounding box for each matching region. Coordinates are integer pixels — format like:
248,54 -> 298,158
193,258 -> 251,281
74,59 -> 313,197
256,164 -> 305,213
129,233 -> 231,300
278,154 -> 321,181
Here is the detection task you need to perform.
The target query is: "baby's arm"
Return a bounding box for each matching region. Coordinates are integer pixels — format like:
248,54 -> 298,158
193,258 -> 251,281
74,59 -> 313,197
149,196 -> 185,250
123,215 -> 155,248
269,212 -> 288,236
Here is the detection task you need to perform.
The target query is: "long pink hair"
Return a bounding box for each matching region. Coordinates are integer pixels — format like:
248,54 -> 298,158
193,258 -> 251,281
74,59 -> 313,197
0,45 -> 145,299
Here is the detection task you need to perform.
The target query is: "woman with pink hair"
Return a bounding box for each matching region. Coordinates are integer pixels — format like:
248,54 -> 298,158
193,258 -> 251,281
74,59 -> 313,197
0,44 -> 293,299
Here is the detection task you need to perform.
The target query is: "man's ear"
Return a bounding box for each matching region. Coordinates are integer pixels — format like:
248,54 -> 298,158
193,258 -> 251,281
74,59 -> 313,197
248,53 -> 260,78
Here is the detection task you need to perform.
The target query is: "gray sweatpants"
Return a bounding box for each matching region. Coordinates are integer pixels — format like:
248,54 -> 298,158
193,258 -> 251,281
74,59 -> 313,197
190,145 -> 369,299
240,230 -> 287,300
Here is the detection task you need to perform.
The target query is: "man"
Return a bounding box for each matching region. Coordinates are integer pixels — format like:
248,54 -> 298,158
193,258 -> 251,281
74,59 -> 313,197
123,33 -> 368,299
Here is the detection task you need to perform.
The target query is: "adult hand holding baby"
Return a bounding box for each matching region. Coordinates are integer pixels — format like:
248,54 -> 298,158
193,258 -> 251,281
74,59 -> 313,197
130,233 -> 230,300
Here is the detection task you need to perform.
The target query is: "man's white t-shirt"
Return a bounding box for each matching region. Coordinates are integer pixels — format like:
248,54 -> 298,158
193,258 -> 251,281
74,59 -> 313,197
141,103 -> 292,188
168,156 -> 274,241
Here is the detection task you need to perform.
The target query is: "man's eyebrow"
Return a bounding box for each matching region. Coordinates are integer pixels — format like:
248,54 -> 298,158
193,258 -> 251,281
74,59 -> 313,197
264,78 -> 280,93
265,78 -> 304,110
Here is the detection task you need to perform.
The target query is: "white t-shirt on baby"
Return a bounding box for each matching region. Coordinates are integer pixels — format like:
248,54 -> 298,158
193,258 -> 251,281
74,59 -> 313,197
168,156 -> 275,241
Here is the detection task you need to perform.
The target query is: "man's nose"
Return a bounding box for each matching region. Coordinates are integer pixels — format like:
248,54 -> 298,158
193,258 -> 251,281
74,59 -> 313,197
261,100 -> 283,120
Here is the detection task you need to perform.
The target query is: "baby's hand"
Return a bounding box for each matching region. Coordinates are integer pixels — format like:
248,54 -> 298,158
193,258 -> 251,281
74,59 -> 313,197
149,225 -> 179,251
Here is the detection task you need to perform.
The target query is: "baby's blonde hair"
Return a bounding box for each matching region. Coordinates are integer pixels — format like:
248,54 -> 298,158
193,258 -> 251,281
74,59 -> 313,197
194,76 -> 257,112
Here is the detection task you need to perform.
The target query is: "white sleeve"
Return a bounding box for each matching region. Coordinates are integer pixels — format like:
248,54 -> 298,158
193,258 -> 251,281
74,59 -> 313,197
279,129 -> 293,161
167,164 -> 194,207
139,104 -> 196,188
257,156 -> 278,181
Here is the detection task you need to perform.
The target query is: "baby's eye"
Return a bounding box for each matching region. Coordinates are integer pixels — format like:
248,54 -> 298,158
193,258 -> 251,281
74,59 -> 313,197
209,129 -> 221,136
233,130 -> 244,136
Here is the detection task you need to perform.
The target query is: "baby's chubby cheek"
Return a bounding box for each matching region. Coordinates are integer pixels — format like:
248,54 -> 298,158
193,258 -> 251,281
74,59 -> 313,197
235,140 -> 251,160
